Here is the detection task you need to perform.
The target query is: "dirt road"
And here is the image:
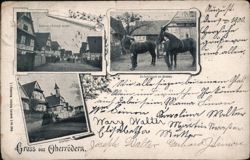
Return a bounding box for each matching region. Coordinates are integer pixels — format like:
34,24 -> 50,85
33,61 -> 101,72
111,52 -> 197,72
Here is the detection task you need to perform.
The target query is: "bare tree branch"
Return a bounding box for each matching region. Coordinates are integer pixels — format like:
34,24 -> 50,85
129,22 -> 152,35
115,12 -> 150,36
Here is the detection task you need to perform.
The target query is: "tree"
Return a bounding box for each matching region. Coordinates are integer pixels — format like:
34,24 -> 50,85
116,12 -> 152,53
116,12 -> 151,35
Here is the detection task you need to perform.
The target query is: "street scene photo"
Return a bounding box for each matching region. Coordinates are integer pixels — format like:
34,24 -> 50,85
16,11 -> 103,72
110,10 -> 198,72
17,74 -> 91,143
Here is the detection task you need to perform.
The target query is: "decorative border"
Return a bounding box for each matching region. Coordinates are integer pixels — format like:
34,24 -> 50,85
13,8 -> 106,75
107,8 -> 202,76
15,74 -> 94,145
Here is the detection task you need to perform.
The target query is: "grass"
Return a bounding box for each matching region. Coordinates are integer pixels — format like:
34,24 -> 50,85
28,121 -> 88,143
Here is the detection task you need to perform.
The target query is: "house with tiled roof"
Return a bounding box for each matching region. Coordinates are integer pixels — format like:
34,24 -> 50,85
87,36 -> 102,54
51,41 -> 61,57
61,50 -> 73,61
22,81 -> 47,112
35,32 -> 53,56
65,50 -> 73,57
60,49 -> 65,59
18,82 -> 30,111
79,42 -> 88,55
131,20 -> 169,42
46,83 -> 70,119
80,36 -> 102,63
51,41 -> 60,51
16,12 -> 36,55
132,11 -> 197,42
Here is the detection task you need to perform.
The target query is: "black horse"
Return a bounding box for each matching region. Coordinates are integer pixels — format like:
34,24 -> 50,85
158,16 -> 196,69
122,36 -> 157,71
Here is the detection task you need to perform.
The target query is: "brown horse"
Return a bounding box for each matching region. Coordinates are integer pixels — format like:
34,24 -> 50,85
121,36 -> 157,71
158,13 -> 196,69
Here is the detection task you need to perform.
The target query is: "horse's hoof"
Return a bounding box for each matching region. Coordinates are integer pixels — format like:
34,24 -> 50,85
151,63 -> 156,66
130,68 -> 135,71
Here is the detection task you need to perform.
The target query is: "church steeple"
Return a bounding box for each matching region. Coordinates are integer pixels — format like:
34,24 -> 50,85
54,83 -> 60,97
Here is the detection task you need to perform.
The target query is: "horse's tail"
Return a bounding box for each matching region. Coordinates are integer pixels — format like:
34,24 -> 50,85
189,38 -> 196,49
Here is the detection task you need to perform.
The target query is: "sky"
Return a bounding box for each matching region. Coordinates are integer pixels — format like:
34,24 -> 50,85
18,74 -> 83,107
111,11 -> 184,21
111,10 -> 195,28
31,12 -> 102,53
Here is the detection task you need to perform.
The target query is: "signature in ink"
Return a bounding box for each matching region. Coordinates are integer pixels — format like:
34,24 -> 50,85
89,137 -> 119,152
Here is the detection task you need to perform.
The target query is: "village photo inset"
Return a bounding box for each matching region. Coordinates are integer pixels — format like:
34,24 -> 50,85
16,12 -> 103,72
17,74 -> 92,143
110,10 -> 199,72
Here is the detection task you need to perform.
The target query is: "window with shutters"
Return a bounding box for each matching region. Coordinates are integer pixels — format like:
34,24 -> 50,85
25,38 -> 30,46
30,39 -> 34,47
21,35 -> 26,44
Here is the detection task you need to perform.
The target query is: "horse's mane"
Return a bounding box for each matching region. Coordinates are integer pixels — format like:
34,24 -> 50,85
163,32 -> 180,41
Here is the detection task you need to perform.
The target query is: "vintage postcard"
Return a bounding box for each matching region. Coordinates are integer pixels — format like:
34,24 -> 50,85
1,1 -> 249,159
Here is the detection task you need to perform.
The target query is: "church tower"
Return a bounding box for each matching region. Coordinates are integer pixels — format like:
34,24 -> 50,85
54,83 -> 60,97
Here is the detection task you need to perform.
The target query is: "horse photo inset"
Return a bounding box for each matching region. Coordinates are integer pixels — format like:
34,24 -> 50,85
17,74 -> 93,144
109,9 -> 200,74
